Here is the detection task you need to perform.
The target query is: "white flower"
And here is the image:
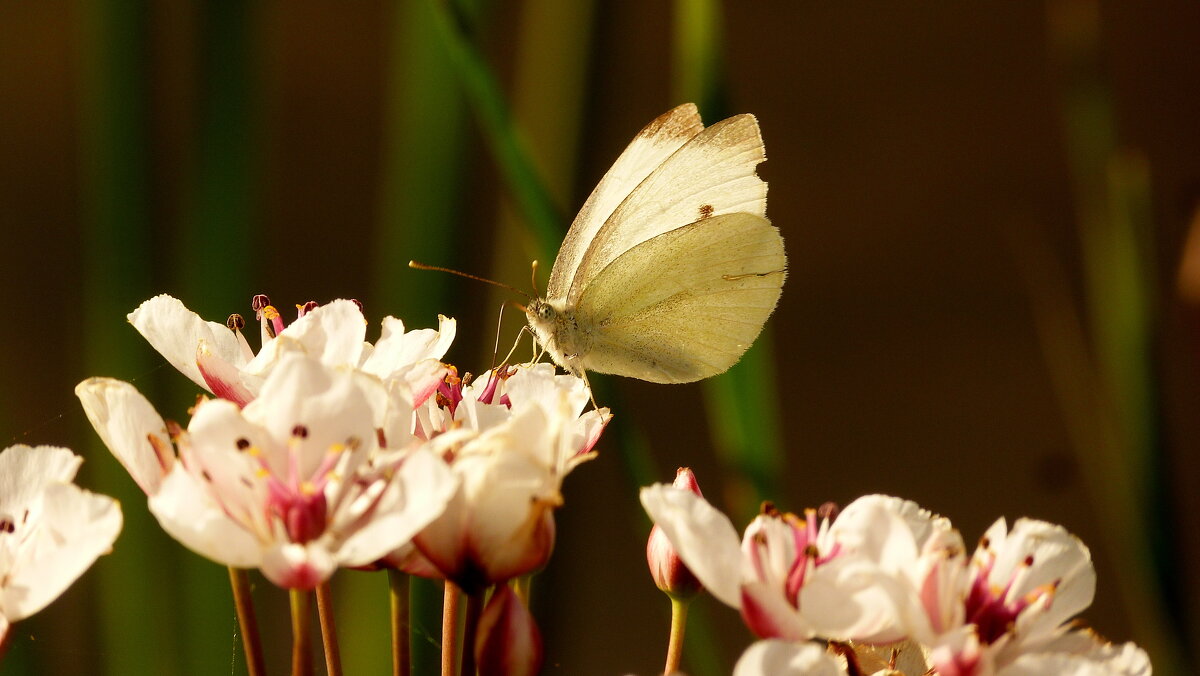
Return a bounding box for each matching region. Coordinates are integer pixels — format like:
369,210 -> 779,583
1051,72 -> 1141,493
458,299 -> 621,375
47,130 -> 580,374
640,488 -> 935,644
128,294 -> 455,406
396,364 -> 610,592
913,517 -> 1121,675
0,445 -> 122,641
77,352 -> 457,589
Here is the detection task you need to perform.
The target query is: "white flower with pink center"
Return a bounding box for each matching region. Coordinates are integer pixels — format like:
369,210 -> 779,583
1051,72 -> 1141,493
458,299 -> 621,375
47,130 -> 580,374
911,517 -> 1149,676
640,488 -> 937,644
0,445 -> 122,642
77,351 -> 457,589
128,293 -> 455,407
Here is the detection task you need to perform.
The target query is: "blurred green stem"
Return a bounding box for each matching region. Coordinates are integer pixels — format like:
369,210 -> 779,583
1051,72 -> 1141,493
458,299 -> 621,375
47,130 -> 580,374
316,580 -> 343,676
228,567 -> 266,676
389,569 -> 411,676
289,589 -> 314,676
428,0 -> 563,263
664,597 -> 690,675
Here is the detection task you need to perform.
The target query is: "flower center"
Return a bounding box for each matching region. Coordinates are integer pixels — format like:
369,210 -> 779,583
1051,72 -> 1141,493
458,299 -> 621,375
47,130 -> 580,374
964,543 -> 1057,645
236,425 -> 355,544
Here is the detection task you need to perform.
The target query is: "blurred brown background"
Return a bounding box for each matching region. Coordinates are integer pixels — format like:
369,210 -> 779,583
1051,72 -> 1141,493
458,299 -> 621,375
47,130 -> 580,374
1,2 -> 1198,674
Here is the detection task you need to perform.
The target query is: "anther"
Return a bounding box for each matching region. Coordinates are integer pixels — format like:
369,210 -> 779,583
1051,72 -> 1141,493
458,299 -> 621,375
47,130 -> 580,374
292,425 -> 309,439
297,301 -> 318,318
236,438 -> 252,450
227,313 -> 246,331
251,294 -> 271,312
816,501 -> 840,522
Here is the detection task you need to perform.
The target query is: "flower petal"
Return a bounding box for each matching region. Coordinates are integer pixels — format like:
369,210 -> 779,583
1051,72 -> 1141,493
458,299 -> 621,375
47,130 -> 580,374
1,482 -> 122,621
147,467 -> 261,568
244,299 -> 367,377
334,449 -> 458,567
75,378 -> 172,495
360,315 -> 456,379
0,445 -> 82,513
261,543 -> 336,590
639,483 -> 743,608
129,295 -> 248,392
732,640 -> 846,676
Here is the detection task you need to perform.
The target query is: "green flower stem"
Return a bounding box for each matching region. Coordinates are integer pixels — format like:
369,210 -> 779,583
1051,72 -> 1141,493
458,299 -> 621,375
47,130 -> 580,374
227,567 -> 266,676
460,591 -> 484,676
289,588 -> 314,676
442,582 -> 462,676
664,597 -> 690,675
316,580 -> 343,676
389,569 -> 412,676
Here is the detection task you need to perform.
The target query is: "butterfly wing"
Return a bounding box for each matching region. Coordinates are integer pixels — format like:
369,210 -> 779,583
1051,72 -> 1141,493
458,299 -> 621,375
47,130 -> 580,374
545,103 -> 704,302
566,113 -> 767,306
572,212 -> 785,383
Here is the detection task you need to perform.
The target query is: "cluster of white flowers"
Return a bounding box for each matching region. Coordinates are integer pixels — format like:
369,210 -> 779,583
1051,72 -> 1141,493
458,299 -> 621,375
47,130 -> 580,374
642,473 -> 1152,676
0,291 -> 1153,676
77,294 -> 609,594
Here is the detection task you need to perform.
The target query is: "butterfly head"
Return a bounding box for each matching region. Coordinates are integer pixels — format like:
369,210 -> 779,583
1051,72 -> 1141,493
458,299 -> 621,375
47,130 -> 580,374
525,298 -> 556,328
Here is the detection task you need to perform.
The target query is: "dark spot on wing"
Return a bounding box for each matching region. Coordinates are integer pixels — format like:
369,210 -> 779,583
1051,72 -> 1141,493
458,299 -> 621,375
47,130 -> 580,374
698,204 -> 714,219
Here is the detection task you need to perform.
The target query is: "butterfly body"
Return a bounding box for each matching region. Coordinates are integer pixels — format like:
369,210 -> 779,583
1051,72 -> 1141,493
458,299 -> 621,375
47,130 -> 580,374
527,103 -> 787,385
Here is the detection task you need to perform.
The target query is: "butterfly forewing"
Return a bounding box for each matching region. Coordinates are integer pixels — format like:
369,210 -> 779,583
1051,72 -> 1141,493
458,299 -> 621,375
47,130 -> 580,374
545,103 -> 705,302
566,114 -> 768,306
572,212 -> 785,383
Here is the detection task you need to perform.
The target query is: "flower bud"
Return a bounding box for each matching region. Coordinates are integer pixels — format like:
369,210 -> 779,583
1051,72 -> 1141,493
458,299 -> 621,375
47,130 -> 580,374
646,467 -> 704,600
476,584 -> 542,676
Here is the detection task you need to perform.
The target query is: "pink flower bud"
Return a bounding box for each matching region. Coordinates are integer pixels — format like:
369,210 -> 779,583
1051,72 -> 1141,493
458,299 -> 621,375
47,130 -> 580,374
476,584 -> 542,676
646,468 -> 704,600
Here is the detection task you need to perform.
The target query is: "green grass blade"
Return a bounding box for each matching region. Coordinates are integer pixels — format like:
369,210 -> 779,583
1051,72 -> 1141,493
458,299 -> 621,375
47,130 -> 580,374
76,1 -> 179,674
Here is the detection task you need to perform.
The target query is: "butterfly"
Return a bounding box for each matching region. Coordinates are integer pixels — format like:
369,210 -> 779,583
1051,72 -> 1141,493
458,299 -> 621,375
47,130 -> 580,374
524,103 -> 786,385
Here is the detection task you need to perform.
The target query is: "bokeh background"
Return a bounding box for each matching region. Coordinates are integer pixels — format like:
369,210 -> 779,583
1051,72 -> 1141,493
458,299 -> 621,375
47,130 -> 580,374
2,1 -> 1198,674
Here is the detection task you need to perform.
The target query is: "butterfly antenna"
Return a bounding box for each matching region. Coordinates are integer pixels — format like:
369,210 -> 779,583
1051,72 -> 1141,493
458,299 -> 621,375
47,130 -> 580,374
530,260 -> 541,298
408,261 -> 531,299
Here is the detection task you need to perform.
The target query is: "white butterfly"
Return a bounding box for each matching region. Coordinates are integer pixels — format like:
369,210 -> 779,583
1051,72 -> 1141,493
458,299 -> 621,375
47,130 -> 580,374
525,103 -> 786,384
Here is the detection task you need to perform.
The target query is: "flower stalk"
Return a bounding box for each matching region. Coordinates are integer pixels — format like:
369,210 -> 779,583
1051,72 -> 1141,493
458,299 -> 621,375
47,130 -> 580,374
316,580 -> 343,676
664,597 -> 690,675
227,567 -> 266,676
289,589 -> 314,676
442,582 -> 461,676
389,569 -> 411,676
461,591 -> 484,676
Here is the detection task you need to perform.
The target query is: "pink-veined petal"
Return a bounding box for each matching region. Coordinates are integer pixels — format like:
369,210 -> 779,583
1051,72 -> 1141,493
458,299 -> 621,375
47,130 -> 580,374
261,543 -> 336,590
129,294 -> 248,392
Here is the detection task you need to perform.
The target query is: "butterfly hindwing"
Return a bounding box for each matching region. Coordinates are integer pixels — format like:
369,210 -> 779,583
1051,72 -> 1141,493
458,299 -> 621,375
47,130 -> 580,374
572,212 -> 785,383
